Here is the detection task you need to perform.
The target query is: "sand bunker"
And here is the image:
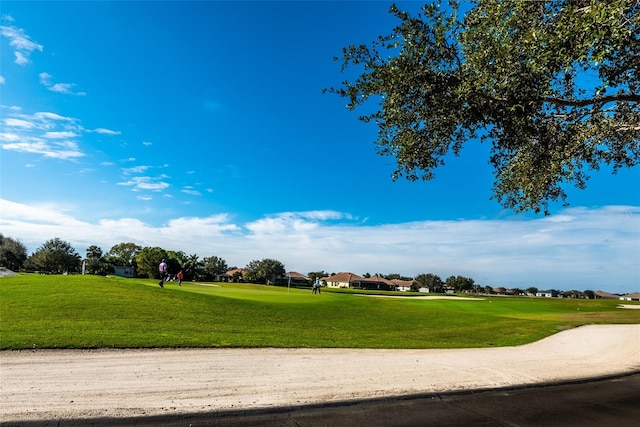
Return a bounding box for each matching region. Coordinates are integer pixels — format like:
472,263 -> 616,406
618,304 -> 640,309
357,294 -> 482,300
0,268 -> 18,277
1,324 -> 638,423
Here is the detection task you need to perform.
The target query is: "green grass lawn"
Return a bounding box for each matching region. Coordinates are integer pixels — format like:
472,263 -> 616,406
1,274 -> 638,350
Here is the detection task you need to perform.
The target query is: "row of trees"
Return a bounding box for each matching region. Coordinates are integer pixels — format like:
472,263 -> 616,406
2,234 -> 567,294
0,235 -> 287,285
1,235 -> 481,289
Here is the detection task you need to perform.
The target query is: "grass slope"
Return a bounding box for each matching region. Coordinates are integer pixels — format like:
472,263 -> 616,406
1,274 -> 638,349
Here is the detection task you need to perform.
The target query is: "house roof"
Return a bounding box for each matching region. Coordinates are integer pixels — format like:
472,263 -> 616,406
358,275 -> 396,286
390,279 -> 415,287
285,271 -> 309,280
225,268 -> 245,276
621,292 -> 640,298
323,272 -> 364,283
595,290 -> 619,299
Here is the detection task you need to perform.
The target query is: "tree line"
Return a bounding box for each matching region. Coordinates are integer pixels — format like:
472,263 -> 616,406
0,234 -> 287,284
0,234 -> 597,297
0,234 -> 479,289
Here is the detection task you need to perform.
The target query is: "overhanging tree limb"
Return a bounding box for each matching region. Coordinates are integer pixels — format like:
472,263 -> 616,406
327,0 -> 639,214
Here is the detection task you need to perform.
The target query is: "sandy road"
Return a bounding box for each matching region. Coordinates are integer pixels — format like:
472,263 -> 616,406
1,324 -> 639,423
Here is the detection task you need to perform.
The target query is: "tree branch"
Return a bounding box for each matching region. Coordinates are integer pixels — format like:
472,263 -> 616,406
541,93 -> 640,107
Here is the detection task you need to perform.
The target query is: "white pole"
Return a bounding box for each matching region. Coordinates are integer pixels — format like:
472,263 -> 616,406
288,275 -> 291,293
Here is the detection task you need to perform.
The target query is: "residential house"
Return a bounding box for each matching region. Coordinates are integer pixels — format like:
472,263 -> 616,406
322,272 -> 364,289
218,268 -> 245,282
595,290 -> 619,299
619,292 -> 640,301
283,271 -> 311,286
355,275 -> 397,291
391,279 -> 416,292
113,266 -> 134,278
536,289 -> 559,298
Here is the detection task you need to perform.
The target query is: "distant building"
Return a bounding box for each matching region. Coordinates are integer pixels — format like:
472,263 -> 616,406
219,269 -> 245,282
322,272 -> 364,289
619,292 -> 640,301
391,279 -> 416,292
113,266 -> 134,278
594,290 -> 619,299
356,275 -> 397,291
536,289 -> 559,298
284,271 -> 311,286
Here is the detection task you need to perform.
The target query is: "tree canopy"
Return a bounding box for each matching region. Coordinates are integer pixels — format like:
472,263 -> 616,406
25,238 -> 81,273
104,242 -> 142,267
0,234 -> 28,271
85,245 -> 110,275
328,0 -> 639,214
244,258 -> 286,284
202,256 -> 229,281
135,246 -> 168,279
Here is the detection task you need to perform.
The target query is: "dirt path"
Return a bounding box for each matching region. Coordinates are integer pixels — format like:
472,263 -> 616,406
1,324 -> 639,423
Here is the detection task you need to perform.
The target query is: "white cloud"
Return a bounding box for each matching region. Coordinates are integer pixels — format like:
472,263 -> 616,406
1,199 -> 638,294
3,111 -> 76,131
43,131 -> 78,139
0,76 -> 5,84
0,132 -> 21,141
39,72 -> 86,96
91,128 -> 121,135
33,112 -> 74,122
181,186 -> 202,196
122,165 -> 151,174
2,139 -> 84,159
3,118 -> 36,128
38,72 -> 52,85
0,110 -> 84,159
0,24 -> 43,65
117,176 -> 170,192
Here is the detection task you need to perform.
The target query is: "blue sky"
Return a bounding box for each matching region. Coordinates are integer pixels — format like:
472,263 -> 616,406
1,1 -> 638,293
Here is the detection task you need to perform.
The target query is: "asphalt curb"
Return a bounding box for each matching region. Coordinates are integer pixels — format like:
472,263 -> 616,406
3,371 -> 639,427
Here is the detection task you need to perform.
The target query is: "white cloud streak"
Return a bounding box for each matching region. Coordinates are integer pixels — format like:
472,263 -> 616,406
1,139 -> 84,159
117,176 -> 170,191
181,187 -> 202,196
1,199 -> 638,294
1,109 -> 85,159
39,72 -> 86,96
1,108 -> 120,161
91,128 -> 121,135
0,24 -> 43,65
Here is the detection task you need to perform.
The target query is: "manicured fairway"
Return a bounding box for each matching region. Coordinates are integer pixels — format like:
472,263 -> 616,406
1,274 -> 638,349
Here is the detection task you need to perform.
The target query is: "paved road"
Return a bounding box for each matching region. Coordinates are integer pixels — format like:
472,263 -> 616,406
4,374 -> 638,426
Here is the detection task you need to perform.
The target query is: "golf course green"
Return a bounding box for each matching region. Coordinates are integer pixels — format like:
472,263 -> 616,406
1,274 -> 638,350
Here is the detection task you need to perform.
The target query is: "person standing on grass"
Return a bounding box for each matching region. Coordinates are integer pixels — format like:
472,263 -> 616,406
158,259 -> 168,288
177,270 -> 184,286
